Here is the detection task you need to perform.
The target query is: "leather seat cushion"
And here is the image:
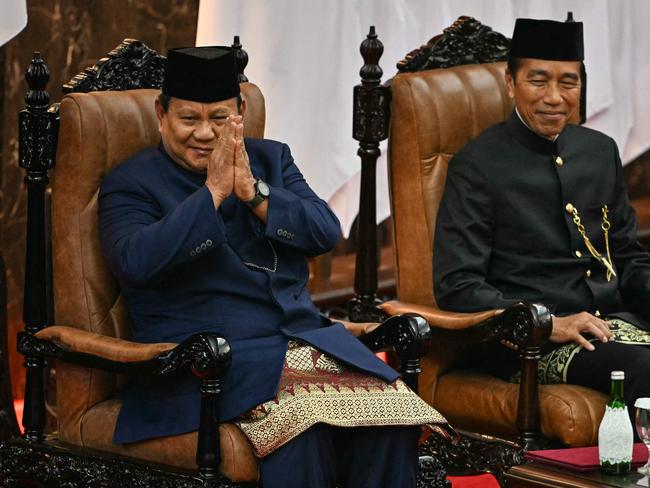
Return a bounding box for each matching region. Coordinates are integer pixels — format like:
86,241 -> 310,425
79,399 -> 259,483
433,372 -> 608,447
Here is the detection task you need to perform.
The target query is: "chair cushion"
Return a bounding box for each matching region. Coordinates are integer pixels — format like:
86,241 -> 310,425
79,399 -> 259,483
433,371 -> 608,447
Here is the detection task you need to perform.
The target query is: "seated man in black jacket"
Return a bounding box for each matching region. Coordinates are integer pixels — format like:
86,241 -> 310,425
435,19 -> 650,411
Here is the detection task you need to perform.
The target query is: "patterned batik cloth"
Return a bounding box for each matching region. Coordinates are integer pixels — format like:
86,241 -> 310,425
235,341 -> 451,458
511,318 -> 650,384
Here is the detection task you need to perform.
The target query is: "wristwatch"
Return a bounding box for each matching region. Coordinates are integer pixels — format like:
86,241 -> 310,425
245,178 -> 270,209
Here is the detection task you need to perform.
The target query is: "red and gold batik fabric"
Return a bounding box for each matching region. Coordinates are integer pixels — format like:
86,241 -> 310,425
235,341 -> 451,458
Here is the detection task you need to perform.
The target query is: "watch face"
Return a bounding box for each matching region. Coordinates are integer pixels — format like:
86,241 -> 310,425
258,180 -> 270,197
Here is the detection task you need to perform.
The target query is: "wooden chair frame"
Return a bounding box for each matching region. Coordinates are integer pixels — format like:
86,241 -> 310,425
349,17 -> 556,450
0,39 -> 447,488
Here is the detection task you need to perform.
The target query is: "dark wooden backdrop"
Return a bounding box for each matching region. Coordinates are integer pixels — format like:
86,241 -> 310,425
0,0 -> 200,401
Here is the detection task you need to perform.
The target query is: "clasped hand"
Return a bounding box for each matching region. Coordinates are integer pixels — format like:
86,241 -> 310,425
205,115 -> 255,208
550,312 -> 613,351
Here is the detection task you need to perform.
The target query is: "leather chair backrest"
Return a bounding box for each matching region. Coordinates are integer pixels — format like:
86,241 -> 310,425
388,62 -> 513,307
51,84 -> 265,443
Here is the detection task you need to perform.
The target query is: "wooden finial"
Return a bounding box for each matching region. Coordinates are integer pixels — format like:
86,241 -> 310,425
232,35 -> 249,83
359,26 -> 384,85
24,52 -> 50,108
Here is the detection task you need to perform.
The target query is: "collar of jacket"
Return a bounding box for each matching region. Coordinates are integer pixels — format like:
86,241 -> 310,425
157,141 -> 206,186
506,110 -> 567,156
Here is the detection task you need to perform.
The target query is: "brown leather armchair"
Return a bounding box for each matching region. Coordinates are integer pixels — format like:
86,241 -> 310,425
2,39 -> 437,487
350,19 -> 608,449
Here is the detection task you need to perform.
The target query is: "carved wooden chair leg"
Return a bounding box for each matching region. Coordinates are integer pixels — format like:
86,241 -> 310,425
156,334 -> 233,486
517,345 -> 543,448
513,304 -> 553,450
22,356 -> 45,442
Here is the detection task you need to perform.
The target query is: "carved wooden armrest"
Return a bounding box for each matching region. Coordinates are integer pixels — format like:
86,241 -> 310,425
19,327 -> 231,480
33,326 -> 176,362
18,327 -> 231,377
339,315 -> 432,393
380,301 -> 552,447
380,300 -> 499,330
380,300 -> 551,351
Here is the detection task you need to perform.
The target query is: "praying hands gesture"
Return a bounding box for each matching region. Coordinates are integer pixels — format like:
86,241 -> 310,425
232,117 -> 257,203
205,115 -> 267,221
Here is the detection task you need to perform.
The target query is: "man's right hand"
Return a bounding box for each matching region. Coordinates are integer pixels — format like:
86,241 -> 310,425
205,115 -> 241,208
550,312 -> 613,351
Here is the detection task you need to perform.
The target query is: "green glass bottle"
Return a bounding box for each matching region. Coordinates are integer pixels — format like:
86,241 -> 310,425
598,371 -> 633,475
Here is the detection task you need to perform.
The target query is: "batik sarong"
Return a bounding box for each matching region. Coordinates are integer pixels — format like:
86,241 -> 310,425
235,341 -> 451,457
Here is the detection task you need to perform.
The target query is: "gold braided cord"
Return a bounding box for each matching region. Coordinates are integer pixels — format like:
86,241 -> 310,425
570,206 -> 616,281
602,205 -> 615,281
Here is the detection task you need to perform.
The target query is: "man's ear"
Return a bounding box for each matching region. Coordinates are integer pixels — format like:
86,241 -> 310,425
154,98 -> 165,133
505,69 -> 515,99
239,97 -> 247,119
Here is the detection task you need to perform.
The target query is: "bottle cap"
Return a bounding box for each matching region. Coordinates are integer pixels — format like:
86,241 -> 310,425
635,398 -> 650,409
611,370 -> 625,380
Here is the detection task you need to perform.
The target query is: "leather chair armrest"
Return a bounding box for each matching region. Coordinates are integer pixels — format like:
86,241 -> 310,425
19,327 -> 231,476
339,320 -> 381,337
19,328 -> 231,378
34,325 -> 176,363
380,300 -> 551,350
380,300 -> 500,330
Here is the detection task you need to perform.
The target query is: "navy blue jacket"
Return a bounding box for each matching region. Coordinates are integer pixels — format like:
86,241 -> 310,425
99,139 -> 398,443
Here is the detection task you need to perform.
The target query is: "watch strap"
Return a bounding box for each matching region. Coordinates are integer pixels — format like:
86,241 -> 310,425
245,178 -> 268,209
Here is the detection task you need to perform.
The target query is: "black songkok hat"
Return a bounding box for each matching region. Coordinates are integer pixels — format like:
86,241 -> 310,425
162,46 -> 240,103
509,18 -> 584,61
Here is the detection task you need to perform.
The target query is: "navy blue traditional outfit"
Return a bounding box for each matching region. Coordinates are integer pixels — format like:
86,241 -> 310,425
99,46 -> 447,488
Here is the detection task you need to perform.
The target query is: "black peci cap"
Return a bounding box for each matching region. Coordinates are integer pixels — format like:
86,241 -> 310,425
162,46 -> 240,103
510,18 -> 584,61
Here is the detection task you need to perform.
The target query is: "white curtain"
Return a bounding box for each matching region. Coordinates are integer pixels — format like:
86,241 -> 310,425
197,0 -> 650,236
0,0 -> 27,46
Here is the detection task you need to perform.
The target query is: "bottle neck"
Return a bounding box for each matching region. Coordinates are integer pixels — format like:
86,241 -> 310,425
610,379 -> 626,408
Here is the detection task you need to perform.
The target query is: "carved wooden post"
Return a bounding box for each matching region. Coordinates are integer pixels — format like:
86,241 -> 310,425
232,35 -> 249,83
514,305 -> 552,448
348,27 -> 390,322
0,253 -> 19,440
192,335 -> 231,484
18,52 -> 59,442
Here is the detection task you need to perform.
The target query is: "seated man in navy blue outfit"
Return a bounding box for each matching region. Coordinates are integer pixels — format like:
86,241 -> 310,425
98,46 -> 447,488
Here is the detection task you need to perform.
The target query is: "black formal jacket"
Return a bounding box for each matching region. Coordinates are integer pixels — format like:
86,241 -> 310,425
434,112 -> 650,377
